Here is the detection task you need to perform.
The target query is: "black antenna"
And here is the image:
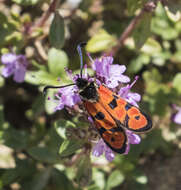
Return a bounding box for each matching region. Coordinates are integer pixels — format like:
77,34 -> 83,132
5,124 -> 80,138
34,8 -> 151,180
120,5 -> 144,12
43,42 -> 87,96
43,83 -> 75,96
77,42 -> 87,78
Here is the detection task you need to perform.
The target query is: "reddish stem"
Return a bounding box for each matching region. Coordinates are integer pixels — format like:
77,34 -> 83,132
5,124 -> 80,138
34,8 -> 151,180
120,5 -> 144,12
108,1 -> 157,56
36,0 -> 59,28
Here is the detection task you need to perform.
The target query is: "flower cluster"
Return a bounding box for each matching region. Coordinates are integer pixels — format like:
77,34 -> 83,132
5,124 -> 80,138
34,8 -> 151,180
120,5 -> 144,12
51,55 -> 142,161
1,53 -> 28,83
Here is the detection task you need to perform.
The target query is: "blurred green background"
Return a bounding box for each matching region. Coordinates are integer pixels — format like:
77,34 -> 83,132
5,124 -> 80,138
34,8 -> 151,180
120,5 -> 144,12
1,0 -> 181,190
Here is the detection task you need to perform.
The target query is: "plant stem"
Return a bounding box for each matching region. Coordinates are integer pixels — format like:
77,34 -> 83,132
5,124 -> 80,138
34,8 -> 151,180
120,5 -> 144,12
27,0 -> 59,35
108,1 -> 157,56
36,0 -> 59,28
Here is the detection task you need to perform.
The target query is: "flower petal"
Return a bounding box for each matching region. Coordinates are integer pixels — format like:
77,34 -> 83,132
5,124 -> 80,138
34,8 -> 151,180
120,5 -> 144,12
92,140 -> 104,157
2,64 -> 14,77
106,78 -> 119,88
173,109 -> 181,124
123,143 -> 130,155
128,92 -> 141,102
126,130 -> 141,144
55,102 -> 64,111
105,149 -> 115,161
109,65 -> 126,76
16,55 -> 28,67
102,56 -> 113,65
13,66 -> 26,83
1,53 -> 17,64
118,74 -> 130,83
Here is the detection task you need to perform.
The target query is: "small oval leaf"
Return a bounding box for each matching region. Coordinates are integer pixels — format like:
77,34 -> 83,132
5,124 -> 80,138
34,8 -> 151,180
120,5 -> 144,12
49,11 -> 65,49
48,48 -> 68,76
86,29 -> 116,53
59,139 -> 83,157
133,12 -> 152,49
106,170 -> 125,190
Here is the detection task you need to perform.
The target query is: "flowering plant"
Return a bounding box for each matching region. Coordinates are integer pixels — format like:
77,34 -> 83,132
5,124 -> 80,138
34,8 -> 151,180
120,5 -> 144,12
1,0 -> 180,189
48,55 -> 142,161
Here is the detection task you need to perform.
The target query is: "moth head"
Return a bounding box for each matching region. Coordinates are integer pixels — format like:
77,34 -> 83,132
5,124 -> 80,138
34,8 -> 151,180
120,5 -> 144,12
76,78 -> 88,89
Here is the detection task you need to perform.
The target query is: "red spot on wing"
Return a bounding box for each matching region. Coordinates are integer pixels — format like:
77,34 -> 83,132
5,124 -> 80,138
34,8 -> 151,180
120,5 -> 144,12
126,107 -> 151,132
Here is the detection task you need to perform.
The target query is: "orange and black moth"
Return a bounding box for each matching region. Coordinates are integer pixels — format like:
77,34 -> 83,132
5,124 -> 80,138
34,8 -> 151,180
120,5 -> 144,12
76,77 -> 152,154
44,42 -> 152,154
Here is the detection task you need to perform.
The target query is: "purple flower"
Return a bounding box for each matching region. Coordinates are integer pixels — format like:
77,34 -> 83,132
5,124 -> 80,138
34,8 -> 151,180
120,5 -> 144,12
172,104 -> 181,125
124,130 -> 141,154
92,56 -> 130,88
118,76 -> 141,107
92,139 -> 115,162
1,53 -> 28,83
55,85 -> 81,111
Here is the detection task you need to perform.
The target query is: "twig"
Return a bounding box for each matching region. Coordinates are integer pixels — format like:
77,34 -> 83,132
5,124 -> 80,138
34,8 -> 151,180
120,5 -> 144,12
108,1 -> 157,56
35,40 -> 48,61
35,0 -> 59,28
28,0 -> 59,35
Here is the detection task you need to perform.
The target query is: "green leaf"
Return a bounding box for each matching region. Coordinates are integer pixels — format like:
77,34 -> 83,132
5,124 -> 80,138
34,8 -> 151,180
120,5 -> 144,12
59,139 -> 83,157
12,0 -> 40,5
165,7 -> 181,22
44,90 -> 58,114
31,95 -> 44,116
133,12 -> 152,49
87,184 -> 101,190
128,54 -> 150,73
92,168 -> 105,190
0,12 -> 18,48
86,29 -> 116,53
25,70 -> 59,85
106,170 -> 125,190
172,50 -> 181,62
45,127 -> 64,154
135,175 -> 148,184
141,38 -> 162,55
173,73 -> 181,94
31,60 -> 46,71
49,11 -> 65,49
54,119 -> 76,139
27,146 -> 60,163
48,48 -> 68,76
152,51 -> 171,66
22,168 -> 52,190
151,2 -> 178,40
164,0 -> 181,18
76,156 -> 92,187
1,159 -> 36,186
2,128 -> 29,150
51,169 -> 75,190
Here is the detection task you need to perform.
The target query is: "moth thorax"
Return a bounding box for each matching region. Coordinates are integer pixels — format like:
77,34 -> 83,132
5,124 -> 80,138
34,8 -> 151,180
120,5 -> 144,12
76,78 -> 88,89
79,82 -> 99,102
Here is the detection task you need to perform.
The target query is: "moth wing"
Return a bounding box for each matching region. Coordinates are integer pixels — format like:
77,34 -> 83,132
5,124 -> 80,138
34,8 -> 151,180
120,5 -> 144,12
98,85 -> 152,133
83,101 -> 128,154
124,104 -> 152,133
98,127 -> 128,154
